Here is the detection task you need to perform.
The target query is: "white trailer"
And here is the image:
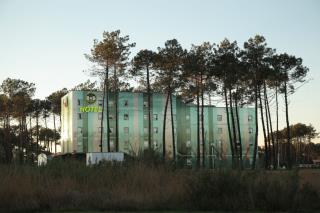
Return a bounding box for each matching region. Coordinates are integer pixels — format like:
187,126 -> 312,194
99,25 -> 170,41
86,152 -> 124,165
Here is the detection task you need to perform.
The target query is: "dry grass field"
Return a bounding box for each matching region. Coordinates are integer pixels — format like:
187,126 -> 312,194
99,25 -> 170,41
0,160 -> 319,212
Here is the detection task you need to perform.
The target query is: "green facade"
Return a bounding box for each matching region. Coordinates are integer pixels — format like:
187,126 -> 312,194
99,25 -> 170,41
61,91 -> 256,168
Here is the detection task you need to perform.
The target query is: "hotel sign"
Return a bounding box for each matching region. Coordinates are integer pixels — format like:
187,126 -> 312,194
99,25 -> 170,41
86,93 -> 97,104
80,106 -> 102,113
79,93 -> 102,112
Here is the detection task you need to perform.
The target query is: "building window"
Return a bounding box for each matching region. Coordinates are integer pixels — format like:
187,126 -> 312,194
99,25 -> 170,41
109,114 -> 113,120
248,115 -> 253,121
153,140 -> 158,148
144,114 -> 148,120
109,127 -> 114,133
124,113 -> 129,120
186,140 -> 191,148
144,140 -> 149,148
144,128 -> 148,134
124,140 -> 129,150
78,127 -> 82,134
217,115 -> 222,121
186,158 -> 192,166
124,127 -> 129,134
153,114 -> 158,120
98,113 -> 102,120
77,99 -> 81,106
143,101 -> 148,107
98,100 -> 103,106
153,127 -> 158,134
124,100 -> 128,107
218,128 -> 222,134
78,113 -> 82,120
110,140 -> 114,149
249,128 -> 253,134
109,101 -> 114,106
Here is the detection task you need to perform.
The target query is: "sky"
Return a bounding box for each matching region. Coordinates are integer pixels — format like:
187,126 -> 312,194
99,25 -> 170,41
0,0 -> 319,143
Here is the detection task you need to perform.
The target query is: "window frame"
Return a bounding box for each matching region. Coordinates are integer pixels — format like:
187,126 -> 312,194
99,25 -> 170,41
153,114 -> 158,120
153,127 -> 158,134
124,113 -> 129,120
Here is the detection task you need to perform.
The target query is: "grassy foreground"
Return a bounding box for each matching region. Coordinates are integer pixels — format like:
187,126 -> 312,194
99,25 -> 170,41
0,159 -> 319,212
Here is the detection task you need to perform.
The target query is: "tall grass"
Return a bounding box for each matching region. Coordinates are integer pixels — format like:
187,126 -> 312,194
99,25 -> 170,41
0,159 -> 319,212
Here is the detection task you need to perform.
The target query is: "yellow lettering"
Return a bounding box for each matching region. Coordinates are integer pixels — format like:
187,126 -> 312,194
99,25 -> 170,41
79,106 -> 101,113
80,107 -> 85,112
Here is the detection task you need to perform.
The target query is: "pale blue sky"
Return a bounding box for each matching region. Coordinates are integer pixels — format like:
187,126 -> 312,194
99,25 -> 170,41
0,0 -> 319,142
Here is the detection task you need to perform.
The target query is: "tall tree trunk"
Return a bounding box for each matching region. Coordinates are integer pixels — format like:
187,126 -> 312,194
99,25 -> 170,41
36,114 -> 39,154
106,68 -> 110,152
162,90 -> 170,160
259,86 -> 269,169
265,82 -> 276,169
284,80 -> 291,169
229,89 -> 238,168
23,116 -> 28,161
235,90 -> 243,169
29,115 -> 32,160
4,115 -> 13,163
19,117 -> 23,163
252,84 -> 259,170
263,82 -> 272,167
201,84 -> 205,168
44,115 -> 49,152
100,66 -> 108,152
147,66 -> 152,148
224,86 -> 234,168
53,114 -> 57,154
275,86 -> 279,168
169,92 -> 176,161
197,83 -> 200,168
114,66 -> 119,152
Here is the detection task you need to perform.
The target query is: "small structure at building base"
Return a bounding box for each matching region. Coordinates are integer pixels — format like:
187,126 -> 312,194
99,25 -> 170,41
38,153 -> 47,166
86,152 -> 124,166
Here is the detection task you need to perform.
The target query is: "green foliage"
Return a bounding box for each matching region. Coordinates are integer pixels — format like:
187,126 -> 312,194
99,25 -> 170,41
71,80 -> 98,91
86,29 -> 136,76
276,123 -> 318,140
47,88 -> 68,115
39,127 -> 60,141
0,78 -> 35,98
153,39 -> 186,92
